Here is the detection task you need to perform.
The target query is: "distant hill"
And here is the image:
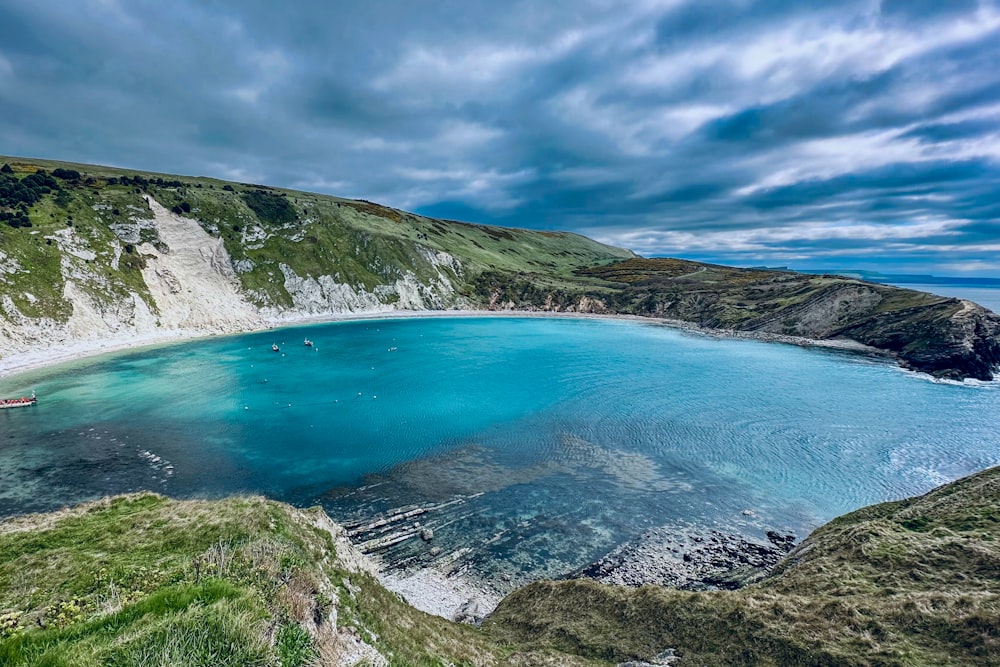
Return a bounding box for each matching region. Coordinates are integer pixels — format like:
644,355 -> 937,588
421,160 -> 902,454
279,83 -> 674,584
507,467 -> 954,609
1,155 -> 998,380
781,267 -> 1000,287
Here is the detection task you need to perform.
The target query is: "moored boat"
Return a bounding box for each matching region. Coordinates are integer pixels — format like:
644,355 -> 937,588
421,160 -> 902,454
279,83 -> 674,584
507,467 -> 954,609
304,338 -> 313,347
0,391 -> 36,409
272,343 -> 280,352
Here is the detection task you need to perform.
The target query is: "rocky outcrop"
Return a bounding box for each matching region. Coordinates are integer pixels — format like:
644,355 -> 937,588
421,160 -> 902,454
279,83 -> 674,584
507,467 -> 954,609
837,299 -> 1000,381
573,525 -> 797,591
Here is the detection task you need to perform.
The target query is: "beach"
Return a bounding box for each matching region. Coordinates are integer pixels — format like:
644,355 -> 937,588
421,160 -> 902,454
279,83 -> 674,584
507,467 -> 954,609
0,307 -> 885,382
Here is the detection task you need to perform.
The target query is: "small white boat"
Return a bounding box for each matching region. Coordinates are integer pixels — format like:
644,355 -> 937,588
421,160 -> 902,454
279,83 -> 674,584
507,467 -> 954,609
304,338 -> 314,347
272,343 -> 280,352
0,391 -> 36,409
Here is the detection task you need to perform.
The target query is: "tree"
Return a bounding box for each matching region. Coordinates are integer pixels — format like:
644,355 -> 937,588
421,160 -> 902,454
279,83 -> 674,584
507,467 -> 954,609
0,164 -> 12,174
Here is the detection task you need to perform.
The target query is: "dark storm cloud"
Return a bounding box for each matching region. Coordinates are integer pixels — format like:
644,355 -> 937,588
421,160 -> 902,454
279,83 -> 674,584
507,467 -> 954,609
1,0 -> 999,274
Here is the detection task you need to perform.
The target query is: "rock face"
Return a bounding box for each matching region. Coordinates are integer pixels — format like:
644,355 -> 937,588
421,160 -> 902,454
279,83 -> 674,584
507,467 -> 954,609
840,299 -> 1000,381
138,197 -> 263,331
1,159 -> 996,381
574,525 -> 797,591
567,259 -> 1000,380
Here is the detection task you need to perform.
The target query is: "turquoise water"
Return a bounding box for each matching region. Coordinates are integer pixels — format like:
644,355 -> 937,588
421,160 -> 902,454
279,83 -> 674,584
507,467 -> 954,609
1,316 -> 998,582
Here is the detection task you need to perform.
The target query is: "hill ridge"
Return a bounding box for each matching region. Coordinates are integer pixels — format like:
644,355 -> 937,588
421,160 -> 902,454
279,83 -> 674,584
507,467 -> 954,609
1,155 -> 998,380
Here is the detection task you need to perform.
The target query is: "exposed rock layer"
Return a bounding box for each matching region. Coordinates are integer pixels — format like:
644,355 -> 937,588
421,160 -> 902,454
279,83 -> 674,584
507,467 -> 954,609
0,158 -> 996,381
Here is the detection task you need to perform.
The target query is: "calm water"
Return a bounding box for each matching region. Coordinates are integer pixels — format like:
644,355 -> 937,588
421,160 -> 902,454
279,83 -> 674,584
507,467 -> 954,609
1,317 -> 998,583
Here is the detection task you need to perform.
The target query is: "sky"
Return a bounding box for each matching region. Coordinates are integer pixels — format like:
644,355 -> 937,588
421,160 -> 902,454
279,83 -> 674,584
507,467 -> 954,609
1,1 -> 999,275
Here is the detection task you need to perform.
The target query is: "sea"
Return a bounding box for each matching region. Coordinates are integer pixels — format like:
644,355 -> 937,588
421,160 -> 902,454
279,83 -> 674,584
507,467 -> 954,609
1,313 -> 999,585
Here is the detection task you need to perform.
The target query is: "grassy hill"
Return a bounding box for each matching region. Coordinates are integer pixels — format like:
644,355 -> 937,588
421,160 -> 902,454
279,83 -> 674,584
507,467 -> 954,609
489,465 -> 1000,665
1,155 -> 997,380
1,468 -> 997,666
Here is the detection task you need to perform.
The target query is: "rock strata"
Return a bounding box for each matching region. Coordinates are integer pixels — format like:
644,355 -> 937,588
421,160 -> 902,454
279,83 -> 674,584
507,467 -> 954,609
575,525 -> 797,590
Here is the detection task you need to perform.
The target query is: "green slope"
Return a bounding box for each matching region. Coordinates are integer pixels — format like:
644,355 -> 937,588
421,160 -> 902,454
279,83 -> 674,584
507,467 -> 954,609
0,494 -> 591,667
487,466 -> 1000,665
1,156 -> 998,380
1,468 -> 997,665
0,156 -> 632,314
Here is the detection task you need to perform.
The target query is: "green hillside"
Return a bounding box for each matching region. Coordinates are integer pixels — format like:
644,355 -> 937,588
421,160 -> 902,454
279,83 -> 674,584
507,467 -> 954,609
1,155 -> 998,380
0,156 -> 631,316
1,468 -> 997,666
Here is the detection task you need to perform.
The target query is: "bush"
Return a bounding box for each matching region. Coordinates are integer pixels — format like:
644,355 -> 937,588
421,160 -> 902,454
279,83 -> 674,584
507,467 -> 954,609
0,170 -> 59,210
0,163 -> 12,174
52,168 -> 81,180
242,190 -> 296,225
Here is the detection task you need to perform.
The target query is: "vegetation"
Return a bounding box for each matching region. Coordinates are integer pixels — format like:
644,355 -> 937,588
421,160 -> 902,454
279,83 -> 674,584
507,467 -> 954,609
486,466 -> 1000,665
0,468 -> 997,665
242,189 -> 298,226
0,155 -> 995,380
0,494 -> 588,667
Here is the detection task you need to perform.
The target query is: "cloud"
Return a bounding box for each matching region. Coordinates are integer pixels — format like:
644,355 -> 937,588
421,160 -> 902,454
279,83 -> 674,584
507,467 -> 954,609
0,0 -> 998,274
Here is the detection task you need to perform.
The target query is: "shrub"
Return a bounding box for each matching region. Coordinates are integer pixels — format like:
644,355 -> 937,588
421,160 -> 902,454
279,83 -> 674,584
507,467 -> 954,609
242,190 -> 296,225
52,168 -> 81,180
275,623 -> 315,667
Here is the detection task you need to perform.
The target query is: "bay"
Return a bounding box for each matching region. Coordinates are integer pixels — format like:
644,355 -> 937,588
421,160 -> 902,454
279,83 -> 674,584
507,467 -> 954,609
1,316 -> 998,584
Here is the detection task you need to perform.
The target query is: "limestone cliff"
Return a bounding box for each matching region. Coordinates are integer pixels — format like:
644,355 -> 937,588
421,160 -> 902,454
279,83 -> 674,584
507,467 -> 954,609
1,157 -> 997,381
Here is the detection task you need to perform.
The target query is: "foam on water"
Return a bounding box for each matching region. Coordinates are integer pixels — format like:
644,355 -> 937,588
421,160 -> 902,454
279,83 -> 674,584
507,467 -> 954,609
1,316 -> 998,583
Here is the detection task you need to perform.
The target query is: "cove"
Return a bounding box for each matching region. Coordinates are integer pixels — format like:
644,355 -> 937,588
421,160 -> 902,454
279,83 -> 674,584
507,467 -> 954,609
2,316 -> 998,585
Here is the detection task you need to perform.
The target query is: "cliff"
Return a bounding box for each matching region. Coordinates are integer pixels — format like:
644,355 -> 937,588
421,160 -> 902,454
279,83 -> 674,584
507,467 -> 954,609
2,467 -> 997,665
1,156 -> 997,380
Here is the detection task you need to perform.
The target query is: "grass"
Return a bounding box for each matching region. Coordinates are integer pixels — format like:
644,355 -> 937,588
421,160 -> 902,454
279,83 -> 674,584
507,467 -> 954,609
0,493 -> 602,666
0,154 -> 994,380
2,469 -> 998,665
486,466 -> 1000,666
0,155 -> 632,318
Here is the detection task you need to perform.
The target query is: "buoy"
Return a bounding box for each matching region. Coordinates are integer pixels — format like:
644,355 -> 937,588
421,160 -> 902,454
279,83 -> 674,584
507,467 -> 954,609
244,406 -> 249,410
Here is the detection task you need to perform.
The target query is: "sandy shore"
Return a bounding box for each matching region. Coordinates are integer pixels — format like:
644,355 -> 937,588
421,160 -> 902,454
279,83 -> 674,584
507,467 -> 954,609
0,308 -> 886,381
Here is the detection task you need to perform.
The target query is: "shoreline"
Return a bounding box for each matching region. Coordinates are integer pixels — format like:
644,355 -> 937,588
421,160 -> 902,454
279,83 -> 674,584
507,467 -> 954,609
0,307 -> 889,382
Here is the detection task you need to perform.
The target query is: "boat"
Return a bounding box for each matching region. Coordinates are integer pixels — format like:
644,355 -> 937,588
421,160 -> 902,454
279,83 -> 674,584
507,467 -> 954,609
0,391 -> 36,409
304,338 -> 313,347
272,343 -> 280,352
